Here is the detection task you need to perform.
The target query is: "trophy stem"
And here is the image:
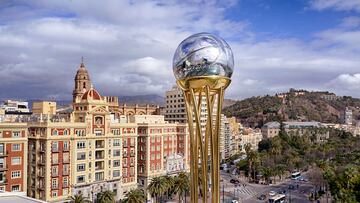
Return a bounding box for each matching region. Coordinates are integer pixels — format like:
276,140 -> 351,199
183,85 -> 225,203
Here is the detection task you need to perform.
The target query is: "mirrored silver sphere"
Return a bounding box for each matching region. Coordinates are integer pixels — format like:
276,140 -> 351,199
173,32 -> 234,81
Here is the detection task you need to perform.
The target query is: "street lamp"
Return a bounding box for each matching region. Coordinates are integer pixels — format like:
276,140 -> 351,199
173,33 -> 234,203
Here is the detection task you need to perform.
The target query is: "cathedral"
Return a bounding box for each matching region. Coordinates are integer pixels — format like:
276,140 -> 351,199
72,62 -> 160,117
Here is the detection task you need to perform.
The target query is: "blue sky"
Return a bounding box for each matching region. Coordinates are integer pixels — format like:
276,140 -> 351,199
0,0 -> 360,100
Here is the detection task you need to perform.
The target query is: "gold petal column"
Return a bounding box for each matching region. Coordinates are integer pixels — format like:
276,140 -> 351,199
173,33 -> 234,203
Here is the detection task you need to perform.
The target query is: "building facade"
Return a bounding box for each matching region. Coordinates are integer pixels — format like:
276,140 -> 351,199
0,123 -> 28,193
135,115 -> 189,194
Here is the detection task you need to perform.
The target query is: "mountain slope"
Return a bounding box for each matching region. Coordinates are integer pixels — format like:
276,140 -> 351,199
223,91 -> 360,127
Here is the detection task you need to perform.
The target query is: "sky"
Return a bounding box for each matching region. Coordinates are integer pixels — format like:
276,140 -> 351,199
0,0 -> 360,100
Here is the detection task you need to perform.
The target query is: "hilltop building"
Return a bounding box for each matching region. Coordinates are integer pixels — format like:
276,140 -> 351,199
261,121 -> 330,142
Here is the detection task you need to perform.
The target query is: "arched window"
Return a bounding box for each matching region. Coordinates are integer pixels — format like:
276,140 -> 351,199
83,82 -> 86,88
95,116 -> 103,125
53,130 -> 58,136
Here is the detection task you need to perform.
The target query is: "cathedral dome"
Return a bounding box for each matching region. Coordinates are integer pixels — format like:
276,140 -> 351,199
81,87 -> 102,101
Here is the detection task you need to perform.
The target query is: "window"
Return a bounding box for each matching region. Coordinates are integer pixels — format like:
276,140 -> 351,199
11,157 -> 21,165
95,172 -> 104,181
12,144 -> 21,151
52,130 -> 58,136
52,154 -> 58,164
113,149 -> 121,157
12,131 -> 21,138
123,139 -> 127,147
95,116 -> 103,125
113,170 -> 120,177
113,139 -> 121,147
77,175 -> 85,183
77,164 -> 86,172
63,164 -> 69,175
122,168 -> 127,177
77,141 -> 86,149
63,189 -> 68,196
52,178 -> 58,189
113,160 -> 120,167
11,185 -> 20,192
63,153 -> 69,163
11,171 -> 21,178
52,142 -> 58,152
94,129 -> 103,136
0,172 -> 4,182
64,130 -> 68,135
63,141 -> 69,151
0,158 -> 4,168
77,152 -> 86,160
52,191 -> 58,197
0,144 -> 4,155
51,166 -> 58,176
63,177 -> 68,187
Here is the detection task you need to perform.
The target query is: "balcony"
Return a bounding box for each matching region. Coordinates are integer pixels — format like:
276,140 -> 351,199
0,164 -> 7,171
38,160 -> 46,166
122,153 -> 128,158
95,140 -> 105,149
95,151 -> 105,160
39,148 -> 46,153
0,151 -> 8,157
95,161 -> 104,171
130,152 -> 135,157
38,172 -> 45,178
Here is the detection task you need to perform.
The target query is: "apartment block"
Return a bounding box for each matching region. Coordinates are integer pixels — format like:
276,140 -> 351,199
0,123 -> 28,193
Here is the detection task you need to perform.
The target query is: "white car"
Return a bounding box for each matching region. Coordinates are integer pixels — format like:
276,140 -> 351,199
231,200 -> 239,203
269,191 -> 276,196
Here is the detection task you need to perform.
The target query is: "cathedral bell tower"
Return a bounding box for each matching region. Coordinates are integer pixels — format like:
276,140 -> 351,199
73,60 -> 91,103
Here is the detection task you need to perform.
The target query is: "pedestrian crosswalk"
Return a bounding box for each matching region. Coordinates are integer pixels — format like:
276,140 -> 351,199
234,187 -> 257,196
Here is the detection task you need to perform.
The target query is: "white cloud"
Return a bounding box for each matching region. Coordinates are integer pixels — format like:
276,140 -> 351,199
309,0 -> 360,12
1,0 -> 360,101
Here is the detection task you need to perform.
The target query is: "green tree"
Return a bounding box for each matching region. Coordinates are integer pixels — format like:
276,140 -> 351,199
96,190 -> 115,203
173,172 -> 190,202
68,194 -> 91,203
122,189 -> 146,203
147,176 -> 168,203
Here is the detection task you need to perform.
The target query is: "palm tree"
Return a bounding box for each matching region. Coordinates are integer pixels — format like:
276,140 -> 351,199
173,172 -> 190,202
147,176 -> 168,203
68,194 -> 91,203
96,190 -> 115,203
163,175 -> 176,199
122,188 -> 146,203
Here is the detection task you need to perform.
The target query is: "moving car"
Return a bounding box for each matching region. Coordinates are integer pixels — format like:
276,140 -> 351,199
258,194 -> 266,200
230,179 -> 240,184
269,191 -> 276,196
288,184 -> 295,190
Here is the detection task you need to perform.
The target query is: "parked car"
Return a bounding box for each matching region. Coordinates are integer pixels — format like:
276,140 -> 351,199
230,179 -> 240,184
257,194 -> 266,200
278,190 -> 286,194
269,191 -> 276,196
288,184 -> 295,190
231,200 -> 239,203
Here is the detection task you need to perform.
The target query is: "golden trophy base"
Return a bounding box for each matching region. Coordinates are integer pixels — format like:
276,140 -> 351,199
177,76 -> 231,203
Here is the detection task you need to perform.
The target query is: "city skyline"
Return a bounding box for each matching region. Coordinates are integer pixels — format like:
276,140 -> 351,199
0,0 -> 360,100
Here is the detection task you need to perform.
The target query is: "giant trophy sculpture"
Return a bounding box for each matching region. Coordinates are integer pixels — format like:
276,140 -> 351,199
173,33 -> 234,203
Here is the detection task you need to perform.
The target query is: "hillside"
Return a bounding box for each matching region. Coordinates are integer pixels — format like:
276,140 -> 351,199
223,90 -> 360,127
